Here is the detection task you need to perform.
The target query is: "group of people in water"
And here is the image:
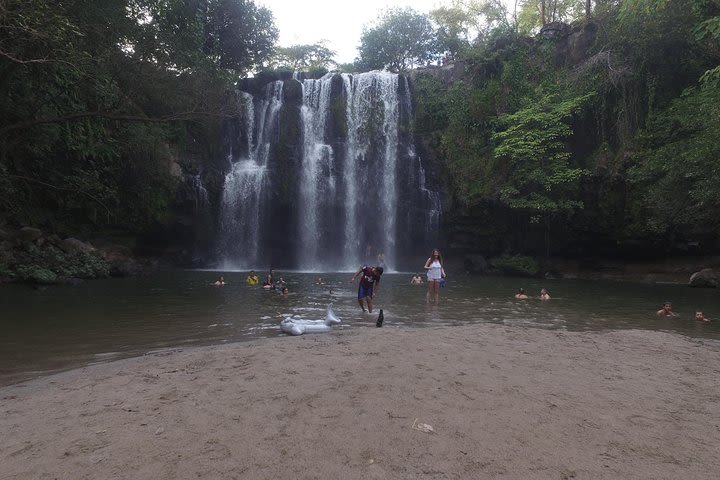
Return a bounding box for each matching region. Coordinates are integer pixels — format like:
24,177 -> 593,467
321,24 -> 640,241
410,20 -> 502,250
212,246 -> 713,323
655,301 -> 711,322
514,287 -> 551,300
213,269 -> 289,295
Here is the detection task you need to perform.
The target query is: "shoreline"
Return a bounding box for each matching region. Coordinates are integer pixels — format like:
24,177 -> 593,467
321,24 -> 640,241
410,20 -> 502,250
3,324 -> 719,479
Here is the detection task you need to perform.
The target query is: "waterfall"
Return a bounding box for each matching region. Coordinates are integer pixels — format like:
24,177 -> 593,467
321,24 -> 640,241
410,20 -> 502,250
218,82 -> 283,269
341,72 -> 401,271
216,72 -> 441,272
297,74 -> 337,271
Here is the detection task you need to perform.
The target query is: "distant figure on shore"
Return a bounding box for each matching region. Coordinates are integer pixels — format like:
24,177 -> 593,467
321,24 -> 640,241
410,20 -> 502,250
424,248 -> 446,304
540,288 -> 551,300
350,265 -> 384,313
657,302 -> 678,317
411,273 -> 423,285
213,276 -> 225,286
246,271 -> 259,285
515,288 -> 528,299
694,311 -> 710,322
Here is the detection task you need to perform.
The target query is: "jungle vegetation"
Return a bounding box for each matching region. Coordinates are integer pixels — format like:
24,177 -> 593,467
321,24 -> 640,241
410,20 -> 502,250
409,0 -> 720,259
0,0 -> 277,236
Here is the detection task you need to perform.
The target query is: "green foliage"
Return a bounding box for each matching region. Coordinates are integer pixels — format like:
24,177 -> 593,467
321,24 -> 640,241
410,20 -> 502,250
15,266 -> 59,284
627,85 -> 720,238
412,74 -> 449,133
490,254 -> 540,276
440,80 -> 502,204
269,42 -> 336,71
429,3 -> 475,60
696,13 -> 720,86
517,0 -> 585,33
492,92 -> 593,217
0,0 -> 277,236
410,0 -> 720,256
6,242 -> 110,283
357,7 -> 439,72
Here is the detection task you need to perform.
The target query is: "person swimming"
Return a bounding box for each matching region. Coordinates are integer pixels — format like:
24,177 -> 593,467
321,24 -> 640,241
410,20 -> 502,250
656,302 -> 678,317
515,288 -> 528,299
246,271 -> 259,285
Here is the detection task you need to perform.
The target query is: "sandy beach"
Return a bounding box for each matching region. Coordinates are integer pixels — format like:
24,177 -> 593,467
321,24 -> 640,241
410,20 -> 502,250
2,324 -> 719,479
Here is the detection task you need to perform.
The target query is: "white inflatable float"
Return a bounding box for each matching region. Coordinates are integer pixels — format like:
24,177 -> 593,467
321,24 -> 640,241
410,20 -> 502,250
280,304 -> 341,336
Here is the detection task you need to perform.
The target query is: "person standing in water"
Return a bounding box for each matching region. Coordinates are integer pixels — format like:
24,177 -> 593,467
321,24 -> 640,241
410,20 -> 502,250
350,265 -> 384,313
540,288 -> 551,300
424,248 -> 446,304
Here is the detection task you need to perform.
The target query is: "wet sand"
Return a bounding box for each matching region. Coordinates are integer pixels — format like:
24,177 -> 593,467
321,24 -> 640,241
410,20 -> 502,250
2,324 -> 719,479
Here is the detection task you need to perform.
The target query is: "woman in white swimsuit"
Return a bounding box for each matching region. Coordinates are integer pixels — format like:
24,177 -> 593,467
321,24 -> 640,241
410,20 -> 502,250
424,248 -> 446,304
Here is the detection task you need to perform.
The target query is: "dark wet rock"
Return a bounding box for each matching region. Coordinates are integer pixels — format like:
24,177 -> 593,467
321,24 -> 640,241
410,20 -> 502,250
689,268 -> 719,288
18,227 -> 43,242
539,21 -> 572,39
282,78 -> 303,105
97,243 -> 140,277
60,238 -> 96,254
464,254 -> 489,274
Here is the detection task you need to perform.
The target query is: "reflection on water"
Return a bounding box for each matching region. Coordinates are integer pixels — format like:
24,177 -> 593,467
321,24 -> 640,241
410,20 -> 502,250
1,271 -> 719,385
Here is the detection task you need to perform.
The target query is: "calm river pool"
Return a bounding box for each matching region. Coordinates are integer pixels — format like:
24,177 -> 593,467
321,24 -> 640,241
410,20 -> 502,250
1,270 -> 719,385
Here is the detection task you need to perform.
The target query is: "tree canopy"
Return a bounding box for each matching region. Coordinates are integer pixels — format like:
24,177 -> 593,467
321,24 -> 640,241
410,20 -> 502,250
268,42 -> 337,72
356,7 -> 439,72
0,0 -> 277,233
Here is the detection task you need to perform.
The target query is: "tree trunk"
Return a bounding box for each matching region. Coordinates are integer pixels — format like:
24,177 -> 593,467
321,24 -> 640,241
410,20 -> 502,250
540,0 -> 547,25
586,0 -> 592,19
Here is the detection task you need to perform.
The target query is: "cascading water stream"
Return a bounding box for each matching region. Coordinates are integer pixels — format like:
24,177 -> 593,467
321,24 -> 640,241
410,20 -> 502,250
218,82 -> 283,269
341,72 -> 401,271
297,74 -> 337,271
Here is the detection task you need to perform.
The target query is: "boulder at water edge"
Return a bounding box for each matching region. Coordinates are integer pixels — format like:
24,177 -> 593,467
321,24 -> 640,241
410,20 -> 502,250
689,268 -> 719,288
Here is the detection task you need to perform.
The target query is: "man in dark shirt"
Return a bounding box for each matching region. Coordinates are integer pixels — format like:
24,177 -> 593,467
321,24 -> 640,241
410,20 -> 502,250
350,265 -> 384,313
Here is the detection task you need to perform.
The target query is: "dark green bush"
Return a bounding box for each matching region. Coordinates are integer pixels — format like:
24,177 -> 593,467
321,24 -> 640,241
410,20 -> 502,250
490,254 -> 540,276
15,265 -> 59,284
